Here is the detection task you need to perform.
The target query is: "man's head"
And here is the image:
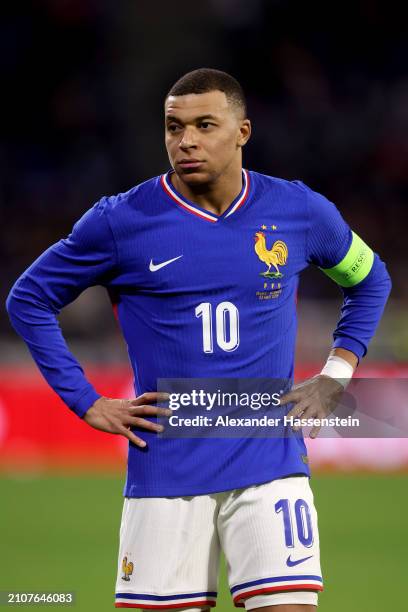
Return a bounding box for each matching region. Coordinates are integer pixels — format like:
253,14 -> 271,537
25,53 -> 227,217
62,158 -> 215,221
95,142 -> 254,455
165,68 -> 251,186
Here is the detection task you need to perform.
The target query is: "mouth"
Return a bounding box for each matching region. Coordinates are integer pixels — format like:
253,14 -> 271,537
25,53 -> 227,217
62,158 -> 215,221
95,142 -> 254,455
177,159 -> 204,170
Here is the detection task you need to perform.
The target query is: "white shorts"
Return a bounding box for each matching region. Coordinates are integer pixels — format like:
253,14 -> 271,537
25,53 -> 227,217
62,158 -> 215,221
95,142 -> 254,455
114,476 -> 323,609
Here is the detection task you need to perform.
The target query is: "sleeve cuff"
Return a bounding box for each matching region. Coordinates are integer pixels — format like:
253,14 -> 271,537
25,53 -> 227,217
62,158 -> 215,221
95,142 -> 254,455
71,388 -> 101,418
332,335 -> 366,360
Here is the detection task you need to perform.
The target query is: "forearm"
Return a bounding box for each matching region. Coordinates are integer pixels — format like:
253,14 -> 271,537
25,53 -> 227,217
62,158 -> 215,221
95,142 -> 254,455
331,254 -> 391,360
329,347 -> 358,370
6,276 -> 101,417
5,198 -> 118,418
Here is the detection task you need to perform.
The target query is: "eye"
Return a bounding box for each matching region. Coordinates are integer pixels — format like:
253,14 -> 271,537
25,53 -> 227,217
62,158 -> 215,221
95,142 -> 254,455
167,123 -> 181,133
200,122 -> 213,129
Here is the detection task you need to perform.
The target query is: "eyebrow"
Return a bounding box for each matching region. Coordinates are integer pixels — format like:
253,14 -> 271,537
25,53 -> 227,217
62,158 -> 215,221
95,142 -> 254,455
165,114 -> 219,123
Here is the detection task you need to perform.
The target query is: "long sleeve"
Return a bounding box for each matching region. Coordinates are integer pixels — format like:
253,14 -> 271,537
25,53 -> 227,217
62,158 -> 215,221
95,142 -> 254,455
299,181 -> 392,360
5,197 -> 118,417
331,254 -> 391,358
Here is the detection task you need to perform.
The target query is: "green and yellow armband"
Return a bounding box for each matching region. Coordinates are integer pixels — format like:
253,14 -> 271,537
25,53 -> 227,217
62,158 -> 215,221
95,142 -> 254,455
320,232 -> 374,288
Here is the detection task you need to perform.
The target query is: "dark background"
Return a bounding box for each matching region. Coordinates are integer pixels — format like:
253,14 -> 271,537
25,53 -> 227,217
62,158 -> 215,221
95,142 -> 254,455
1,0 -> 407,360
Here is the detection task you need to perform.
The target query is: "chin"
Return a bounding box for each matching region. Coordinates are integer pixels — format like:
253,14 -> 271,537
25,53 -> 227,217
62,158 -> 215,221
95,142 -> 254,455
177,169 -> 212,185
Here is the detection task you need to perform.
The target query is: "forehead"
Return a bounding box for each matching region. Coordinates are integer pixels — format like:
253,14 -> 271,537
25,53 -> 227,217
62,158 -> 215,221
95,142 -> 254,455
165,90 -> 230,120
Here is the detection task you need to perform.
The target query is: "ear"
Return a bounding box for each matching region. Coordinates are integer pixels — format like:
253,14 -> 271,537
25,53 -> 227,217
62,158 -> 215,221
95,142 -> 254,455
237,119 -> 251,147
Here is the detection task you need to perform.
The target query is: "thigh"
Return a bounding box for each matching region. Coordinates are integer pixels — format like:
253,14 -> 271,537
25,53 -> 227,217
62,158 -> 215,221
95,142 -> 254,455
218,476 -> 323,608
251,605 -> 316,611
242,592 -> 317,610
115,495 -> 221,609
142,609 -> 211,612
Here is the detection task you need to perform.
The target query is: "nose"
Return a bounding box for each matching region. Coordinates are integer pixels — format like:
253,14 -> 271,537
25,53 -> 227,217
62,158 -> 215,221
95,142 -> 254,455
179,127 -> 198,150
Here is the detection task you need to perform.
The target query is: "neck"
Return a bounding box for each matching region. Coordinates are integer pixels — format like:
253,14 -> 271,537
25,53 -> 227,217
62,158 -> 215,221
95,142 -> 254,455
171,163 -> 244,216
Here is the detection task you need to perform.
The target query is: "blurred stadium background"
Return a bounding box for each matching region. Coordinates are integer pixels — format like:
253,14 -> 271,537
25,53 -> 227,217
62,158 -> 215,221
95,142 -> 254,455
1,2 -> 407,611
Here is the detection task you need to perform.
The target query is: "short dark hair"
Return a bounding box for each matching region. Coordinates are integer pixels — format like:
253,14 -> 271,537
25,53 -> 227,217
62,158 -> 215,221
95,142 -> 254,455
166,68 -> 247,116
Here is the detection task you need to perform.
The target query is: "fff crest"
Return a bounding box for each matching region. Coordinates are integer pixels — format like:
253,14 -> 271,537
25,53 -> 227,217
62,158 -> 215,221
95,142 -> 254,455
121,556 -> 134,581
254,230 -> 288,278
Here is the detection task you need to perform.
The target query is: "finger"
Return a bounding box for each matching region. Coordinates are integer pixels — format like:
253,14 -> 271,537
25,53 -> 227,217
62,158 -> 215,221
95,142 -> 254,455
295,406 -> 323,436
156,392 -> 171,401
128,405 -> 172,417
119,425 -> 147,448
126,416 -> 164,433
279,391 -> 302,406
287,401 -> 312,432
130,392 -> 170,406
309,424 -> 321,439
286,399 -> 310,419
281,381 -> 317,404
290,381 -> 314,393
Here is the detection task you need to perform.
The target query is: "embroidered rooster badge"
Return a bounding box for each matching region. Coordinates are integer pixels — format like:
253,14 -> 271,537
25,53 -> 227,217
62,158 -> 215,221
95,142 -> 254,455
121,556 -> 134,581
254,232 -> 288,278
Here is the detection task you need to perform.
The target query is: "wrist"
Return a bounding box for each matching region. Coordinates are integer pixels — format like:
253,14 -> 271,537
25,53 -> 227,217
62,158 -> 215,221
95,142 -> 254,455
320,355 -> 354,388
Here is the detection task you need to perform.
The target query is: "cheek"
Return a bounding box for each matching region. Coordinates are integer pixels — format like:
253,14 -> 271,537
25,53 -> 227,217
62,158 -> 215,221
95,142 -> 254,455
207,132 -> 237,155
165,138 -> 177,158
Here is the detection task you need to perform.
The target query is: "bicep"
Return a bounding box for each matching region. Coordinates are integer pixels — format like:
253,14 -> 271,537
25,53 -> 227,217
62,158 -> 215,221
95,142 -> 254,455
306,186 -> 352,269
304,185 -> 374,287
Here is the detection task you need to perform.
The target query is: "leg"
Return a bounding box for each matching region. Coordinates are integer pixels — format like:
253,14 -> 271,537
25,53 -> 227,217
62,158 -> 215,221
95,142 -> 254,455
114,495 -> 221,608
142,609 -> 211,612
253,606 -> 315,611
219,477 -> 323,610
243,590 -> 318,611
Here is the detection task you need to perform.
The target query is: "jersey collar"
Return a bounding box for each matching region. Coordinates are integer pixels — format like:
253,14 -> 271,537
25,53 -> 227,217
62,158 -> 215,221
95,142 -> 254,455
161,169 -> 250,223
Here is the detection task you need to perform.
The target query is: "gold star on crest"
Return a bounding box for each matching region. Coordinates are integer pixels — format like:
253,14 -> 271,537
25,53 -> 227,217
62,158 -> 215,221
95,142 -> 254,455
272,225 -> 277,230
261,224 -> 267,230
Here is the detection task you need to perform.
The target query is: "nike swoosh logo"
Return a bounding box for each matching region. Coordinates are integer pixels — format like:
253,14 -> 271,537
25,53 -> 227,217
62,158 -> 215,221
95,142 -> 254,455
149,255 -> 183,272
286,554 -> 313,567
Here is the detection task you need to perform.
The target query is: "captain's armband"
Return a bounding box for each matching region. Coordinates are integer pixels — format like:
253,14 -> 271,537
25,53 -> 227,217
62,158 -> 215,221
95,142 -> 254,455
320,231 -> 374,287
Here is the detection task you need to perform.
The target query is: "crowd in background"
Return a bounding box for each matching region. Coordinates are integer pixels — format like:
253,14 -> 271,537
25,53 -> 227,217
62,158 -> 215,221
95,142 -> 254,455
1,1 -> 407,359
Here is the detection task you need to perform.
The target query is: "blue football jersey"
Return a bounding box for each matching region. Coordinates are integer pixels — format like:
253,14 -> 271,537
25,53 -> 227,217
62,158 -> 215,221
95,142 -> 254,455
6,169 -> 391,496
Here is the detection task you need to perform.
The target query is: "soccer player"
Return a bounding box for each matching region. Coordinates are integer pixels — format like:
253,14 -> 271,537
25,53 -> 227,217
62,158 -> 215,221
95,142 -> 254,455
6,69 -> 391,611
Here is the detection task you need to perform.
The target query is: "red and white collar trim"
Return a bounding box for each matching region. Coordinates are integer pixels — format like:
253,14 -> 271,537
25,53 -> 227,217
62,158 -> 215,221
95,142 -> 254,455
161,169 -> 250,222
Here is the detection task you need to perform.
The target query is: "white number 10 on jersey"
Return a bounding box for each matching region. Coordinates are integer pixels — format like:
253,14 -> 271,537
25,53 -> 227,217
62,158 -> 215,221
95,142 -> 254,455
195,302 -> 240,353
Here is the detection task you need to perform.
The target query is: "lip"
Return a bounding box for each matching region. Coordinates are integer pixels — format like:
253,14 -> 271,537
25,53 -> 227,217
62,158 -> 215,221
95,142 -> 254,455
177,160 -> 204,169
